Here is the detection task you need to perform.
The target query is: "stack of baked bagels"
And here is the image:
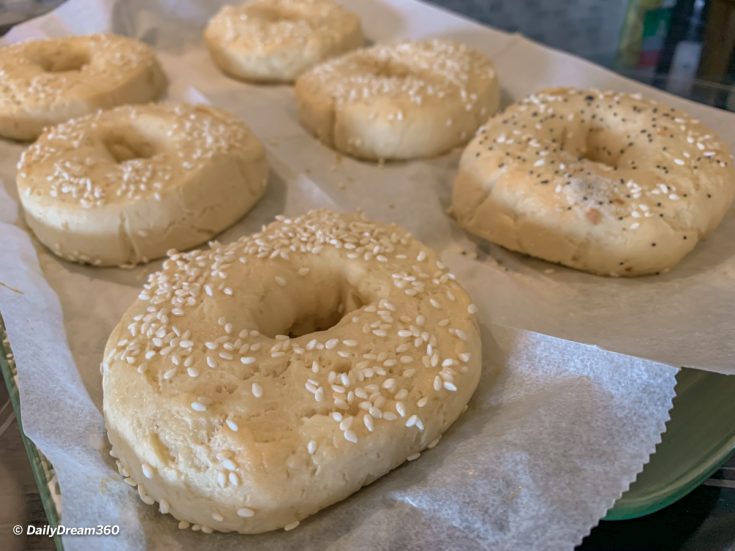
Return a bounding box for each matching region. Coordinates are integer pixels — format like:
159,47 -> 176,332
2,0 -> 733,536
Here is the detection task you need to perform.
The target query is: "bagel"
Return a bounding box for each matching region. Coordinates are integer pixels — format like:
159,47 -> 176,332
204,0 -> 363,83
16,103 -> 268,267
102,209 -> 482,533
451,87 -> 735,276
295,38 -> 500,161
0,34 -> 166,141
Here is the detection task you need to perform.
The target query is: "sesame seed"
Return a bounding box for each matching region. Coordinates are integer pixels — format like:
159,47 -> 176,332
226,418 -> 239,432
191,401 -> 206,412
251,383 -> 263,398
212,512 -> 224,522
237,507 -> 255,518
307,440 -> 317,454
141,463 -> 154,479
284,521 -> 300,531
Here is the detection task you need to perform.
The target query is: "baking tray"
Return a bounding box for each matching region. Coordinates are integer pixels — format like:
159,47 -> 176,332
0,316 -> 62,551
0,312 -> 732,545
606,367 -> 735,520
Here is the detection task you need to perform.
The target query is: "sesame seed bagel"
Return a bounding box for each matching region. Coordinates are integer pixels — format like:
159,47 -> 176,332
17,103 -> 268,267
102,209 -> 482,534
0,34 -> 166,141
204,0 -> 363,83
451,87 -> 735,276
294,38 -> 500,161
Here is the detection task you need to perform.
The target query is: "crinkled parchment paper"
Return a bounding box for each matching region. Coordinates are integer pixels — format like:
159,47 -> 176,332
0,0 -> 706,548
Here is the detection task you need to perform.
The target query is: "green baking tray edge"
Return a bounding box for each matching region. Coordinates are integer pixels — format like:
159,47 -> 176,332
0,315 -> 63,551
605,367 -> 735,520
1,312 -> 733,538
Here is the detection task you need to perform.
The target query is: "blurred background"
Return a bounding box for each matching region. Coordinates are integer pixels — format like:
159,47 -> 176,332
427,0 -> 735,111
1,0 -> 734,111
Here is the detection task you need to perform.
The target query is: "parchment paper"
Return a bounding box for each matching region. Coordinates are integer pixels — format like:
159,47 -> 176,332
0,0 -> 700,549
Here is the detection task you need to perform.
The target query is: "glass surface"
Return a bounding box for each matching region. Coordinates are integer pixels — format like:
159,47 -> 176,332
427,0 -> 735,112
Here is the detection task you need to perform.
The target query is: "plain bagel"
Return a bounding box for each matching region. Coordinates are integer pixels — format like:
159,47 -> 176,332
16,103 -> 268,266
103,209 -> 482,533
451,87 -> 735,276
204,0 -> 363,83
0,34 -> 166,141
295,38 -> 500,161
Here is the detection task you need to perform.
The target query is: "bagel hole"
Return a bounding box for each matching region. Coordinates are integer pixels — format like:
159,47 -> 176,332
103,132 -> 155,163
253,269 -> 371,339
249,4 -> 301,22
580,129 -> 627,168
359,57 -> 414,81
286,287 -> 365,338
39,51 -> 89,72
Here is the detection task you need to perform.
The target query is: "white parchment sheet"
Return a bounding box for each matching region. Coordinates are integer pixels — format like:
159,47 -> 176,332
4,0 -> 725,548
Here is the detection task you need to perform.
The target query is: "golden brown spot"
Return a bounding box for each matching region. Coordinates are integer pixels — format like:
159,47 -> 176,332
585,208 -> 602,225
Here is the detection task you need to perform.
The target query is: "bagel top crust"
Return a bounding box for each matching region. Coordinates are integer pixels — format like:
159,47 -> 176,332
17,103 -> 263,209
0,34 -> 166,139
300,39 -> 495,108
294,38 -> 500,160
103,209 -> 482,533
451,87 -> 735,276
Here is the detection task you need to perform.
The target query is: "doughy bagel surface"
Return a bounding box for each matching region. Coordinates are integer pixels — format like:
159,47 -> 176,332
204,0 -> 363,82
295,38 -> 500,160
103,209 -> 481,533
0,34 -> 166,141
17,103 -> 267,266
451,87 -> 735,276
